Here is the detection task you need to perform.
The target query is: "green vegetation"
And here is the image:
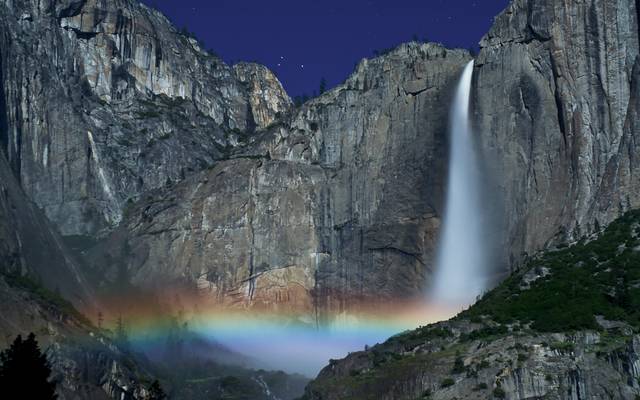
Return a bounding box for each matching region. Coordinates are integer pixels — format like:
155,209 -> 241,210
370,348 -> 403,367
451,353 -> 465,374
549,341 -> 575,353
293,93 -> 313,107
460,325 -> 508,342
0,333 -> 57,399
319,77 -> 327,95
2,271 -> 91,326
219,375 -> 266,399
493,386 -> 506,398
440,378 -> 454,388
306,211 -> 640,400
462,210 -> 640,332
136,109 -> 161,119
392,326 -> 453,350
148,379 -> 167,400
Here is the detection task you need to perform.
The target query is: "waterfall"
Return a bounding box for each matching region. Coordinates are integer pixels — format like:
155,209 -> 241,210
430,60 -> 487,308
87,130 -> 121,225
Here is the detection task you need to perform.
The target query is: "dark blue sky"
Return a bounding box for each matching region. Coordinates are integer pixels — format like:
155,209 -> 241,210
141,0 -> 510,98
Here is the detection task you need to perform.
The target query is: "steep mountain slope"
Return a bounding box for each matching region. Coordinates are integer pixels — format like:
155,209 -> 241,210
0,146 -> 153,398
0,0 -> 290,236
0,139 -> 91,305
0,272 -> 153,399
303,210 -> 640,400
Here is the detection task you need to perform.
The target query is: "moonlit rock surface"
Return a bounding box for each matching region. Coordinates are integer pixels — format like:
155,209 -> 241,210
431,61 -> 486,307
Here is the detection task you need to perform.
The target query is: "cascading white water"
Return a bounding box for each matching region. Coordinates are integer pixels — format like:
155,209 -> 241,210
430,60 -> 487,308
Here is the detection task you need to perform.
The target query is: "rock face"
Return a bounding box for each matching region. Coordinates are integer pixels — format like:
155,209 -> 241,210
233,62 -> 293,129
474,0 -> 640,265
86,43 -> 471,322
0,146 -> 92,305
303,326 -> 640,400
2,0 -> 640,325
0,0 -> 291,236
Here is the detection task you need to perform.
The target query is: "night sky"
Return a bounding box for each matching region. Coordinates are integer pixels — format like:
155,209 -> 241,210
141,0 -> 510,98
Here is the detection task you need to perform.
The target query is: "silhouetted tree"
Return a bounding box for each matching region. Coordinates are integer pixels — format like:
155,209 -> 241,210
179,25 -> 190,37
115,315 -> 129,351
451,352 -> 465,374
148,380 -> 167,400
0,333 -> 57,399
319,78 -> 327,95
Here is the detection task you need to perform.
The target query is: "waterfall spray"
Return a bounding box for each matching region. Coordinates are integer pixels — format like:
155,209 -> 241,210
430,60 -> 487,308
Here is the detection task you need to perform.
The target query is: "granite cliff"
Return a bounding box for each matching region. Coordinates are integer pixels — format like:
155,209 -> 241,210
86,0 -> 640,322
1,0 -> 640,397
3,0 -> 640,323
86,42 -> 471,322
474,0 -> 640,267
0,0 -> 291,236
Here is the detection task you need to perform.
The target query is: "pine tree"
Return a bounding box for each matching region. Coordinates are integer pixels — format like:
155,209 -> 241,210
115,315 -> 129,351
319,78 -> 327,95
0,333 -> 57,399
148,379 -> 167,400
451,351 -> 465,374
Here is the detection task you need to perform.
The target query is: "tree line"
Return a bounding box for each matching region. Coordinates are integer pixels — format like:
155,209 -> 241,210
0,332 -> 168,399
